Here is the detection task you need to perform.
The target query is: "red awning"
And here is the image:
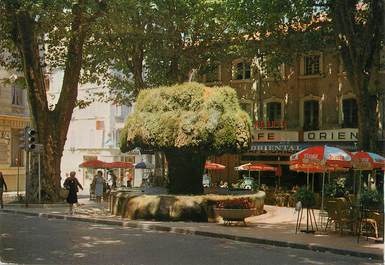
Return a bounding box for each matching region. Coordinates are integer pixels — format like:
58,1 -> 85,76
104,161 -> 134,169
79,160 -> 107,169
205,162 -> 226,170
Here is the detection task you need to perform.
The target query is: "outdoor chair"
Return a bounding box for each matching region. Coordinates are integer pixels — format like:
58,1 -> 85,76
346,194 -> 356,206
335,197 -> 356,235
287,194 -> 296,207
275,193 -> 286,207
324,200 -> 338,231
358,210 -> 383,241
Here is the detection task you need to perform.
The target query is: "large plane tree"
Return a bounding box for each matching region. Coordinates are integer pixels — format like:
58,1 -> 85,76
120,83 -> 251,194
0,0 -> 106,202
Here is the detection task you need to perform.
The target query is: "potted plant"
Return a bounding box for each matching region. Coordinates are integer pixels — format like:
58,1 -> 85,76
294,187 -> 317,233
325,178 -> 347,199
294,187 -> 316,208
214,198 -> 256,225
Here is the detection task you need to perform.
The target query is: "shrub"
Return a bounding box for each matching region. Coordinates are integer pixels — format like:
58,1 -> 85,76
360,189 -> 382,209
325,178 -> 347,198
294,187 -> 316,208
216,198 -> 254,209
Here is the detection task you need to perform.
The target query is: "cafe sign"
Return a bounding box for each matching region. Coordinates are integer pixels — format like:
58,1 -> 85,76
252,130 -> 299,142
304,129 -> 358,142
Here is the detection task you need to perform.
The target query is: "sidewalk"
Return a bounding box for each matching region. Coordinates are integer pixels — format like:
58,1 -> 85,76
1,198 -> 383,261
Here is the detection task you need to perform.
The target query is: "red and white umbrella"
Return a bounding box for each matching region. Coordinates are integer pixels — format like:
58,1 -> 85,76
289,162 -> 349,173
235,163 -> 276,171
290,161 -> 349,192
235,163 -> 277,186
205,162 -> 226,170
290,145 -> 352,215
352,151 -> 385,171
290,145 -> 352,169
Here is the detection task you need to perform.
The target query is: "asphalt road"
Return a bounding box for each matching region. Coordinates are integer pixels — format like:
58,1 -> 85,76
0,212 -> 381,265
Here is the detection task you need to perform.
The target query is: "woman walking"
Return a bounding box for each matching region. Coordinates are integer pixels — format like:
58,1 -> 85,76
63,171 -> 83,215
93,170 -> 104,203
0,172 -> 8,209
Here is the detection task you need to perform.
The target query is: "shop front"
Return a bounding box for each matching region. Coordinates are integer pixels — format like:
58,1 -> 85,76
212,128 -> 360,189
0,115 -> 29,192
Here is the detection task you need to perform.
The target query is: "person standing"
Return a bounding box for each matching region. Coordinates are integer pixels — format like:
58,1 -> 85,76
109,171 -> 117,189
0,172 -> 8,209
118,173 -> 124,187
63,171 -> 83,215
93,170 -> 104,203
126,171 -> 133,188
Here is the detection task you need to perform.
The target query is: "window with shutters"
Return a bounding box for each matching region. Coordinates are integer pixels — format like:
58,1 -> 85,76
342,98 -> 358,128
303,100 -> 319,130
233,61 -> 251,80
11,85 -> 23,106
267,102 -> 282,122
304,55 -> 320,76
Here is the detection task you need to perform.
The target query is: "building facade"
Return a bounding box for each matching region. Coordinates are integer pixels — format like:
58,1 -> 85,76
0,69 -> 30,192
202,50 -> 385,186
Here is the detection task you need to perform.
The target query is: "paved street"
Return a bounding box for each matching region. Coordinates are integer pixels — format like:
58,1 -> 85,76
0,212 -> 381,265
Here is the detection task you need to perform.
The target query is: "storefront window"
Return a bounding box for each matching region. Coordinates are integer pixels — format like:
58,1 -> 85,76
303,100 -> 319,130
343,98 -> 358,128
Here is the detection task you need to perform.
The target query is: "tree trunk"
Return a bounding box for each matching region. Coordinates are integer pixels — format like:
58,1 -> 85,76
27,127 -> 64,202
132,45 -> 145,93
330,0 -> 384,152
356,84 -> 379,152
11,4 -> 94,202
165,151 -> 206,194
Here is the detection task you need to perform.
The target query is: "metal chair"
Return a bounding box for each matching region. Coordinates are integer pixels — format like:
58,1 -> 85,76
324,200 -> 338,231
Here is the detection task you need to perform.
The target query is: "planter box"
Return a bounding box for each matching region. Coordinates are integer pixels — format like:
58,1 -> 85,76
214,208 -> 256,224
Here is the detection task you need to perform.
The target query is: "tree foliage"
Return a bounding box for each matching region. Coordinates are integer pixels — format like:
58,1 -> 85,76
120,83 -> 251,194
84,0 -> 231,104
120,82 -> 251,154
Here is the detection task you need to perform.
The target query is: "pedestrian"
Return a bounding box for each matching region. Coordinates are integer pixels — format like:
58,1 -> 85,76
126,171 -> 133,188
0,172 -> 8,209
93,170 -> 104,203
118,173 -> 124,187
109,171 -> 117,189
63,171 -> 83,215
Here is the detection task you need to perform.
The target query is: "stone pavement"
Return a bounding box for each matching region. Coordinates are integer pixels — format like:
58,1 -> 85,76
1,198 -> 383,261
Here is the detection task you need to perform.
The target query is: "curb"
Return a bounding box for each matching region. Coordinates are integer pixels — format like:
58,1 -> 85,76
5,203 -> 67,208
1,208 -> 382,261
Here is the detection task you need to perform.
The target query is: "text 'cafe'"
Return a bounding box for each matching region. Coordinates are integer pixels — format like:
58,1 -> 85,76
245,128 -> 359,165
